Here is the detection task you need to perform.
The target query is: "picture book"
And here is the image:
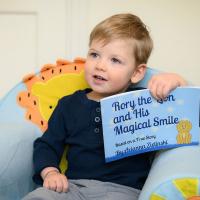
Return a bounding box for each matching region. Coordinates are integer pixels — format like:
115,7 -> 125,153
100,87 -> 200,162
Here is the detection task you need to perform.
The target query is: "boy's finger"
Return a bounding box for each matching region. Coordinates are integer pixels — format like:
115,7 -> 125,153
156,84 -> 166,100
162,85 -> 172,99
55,179 -> 63,193
62,177 -> 69,192
48,180 -> 57,191
43,180 -> 49,189
149,84 -> 160,100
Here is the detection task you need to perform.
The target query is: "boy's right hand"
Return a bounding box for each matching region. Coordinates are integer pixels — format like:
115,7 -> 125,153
41,167 -> 69,193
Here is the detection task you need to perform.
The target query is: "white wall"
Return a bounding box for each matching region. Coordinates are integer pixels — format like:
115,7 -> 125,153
0,0 -> 67,98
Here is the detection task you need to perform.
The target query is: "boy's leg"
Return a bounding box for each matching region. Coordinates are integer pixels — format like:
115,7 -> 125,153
22,182 -> 88,200
22,179 -> 140,200
104,181 -> 140,200
70,179 -> 140,200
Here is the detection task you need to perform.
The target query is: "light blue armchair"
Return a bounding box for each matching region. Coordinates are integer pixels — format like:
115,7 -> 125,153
0,59 -> 200,200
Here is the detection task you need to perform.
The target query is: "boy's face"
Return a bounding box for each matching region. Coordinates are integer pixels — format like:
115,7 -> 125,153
85,39 -> 146,99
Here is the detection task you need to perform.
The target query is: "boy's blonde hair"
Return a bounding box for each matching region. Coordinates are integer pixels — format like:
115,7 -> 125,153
89,13 -> 153,65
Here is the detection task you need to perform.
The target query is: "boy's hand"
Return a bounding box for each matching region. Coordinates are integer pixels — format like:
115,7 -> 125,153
41,167 -> 69,193
148,73 -> 187,100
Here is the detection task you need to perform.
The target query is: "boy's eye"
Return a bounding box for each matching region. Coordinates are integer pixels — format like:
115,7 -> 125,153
89,52 -> 98,58
111,57 -> 121,64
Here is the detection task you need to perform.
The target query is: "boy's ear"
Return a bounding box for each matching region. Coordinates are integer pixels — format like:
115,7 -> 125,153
131,64 -> 147,84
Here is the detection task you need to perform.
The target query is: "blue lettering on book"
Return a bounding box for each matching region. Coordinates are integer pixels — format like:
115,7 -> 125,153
157,94 -> 176,104
115,139 -> 168,156
113,111 -> 131,124
112,100 -> 136,111
147,140 -> 168,148
153,116 -> 179,126
115,134 -> 157,148
114,119 -> 151,135
132,108 -> 150,118
137,96 -> 152,105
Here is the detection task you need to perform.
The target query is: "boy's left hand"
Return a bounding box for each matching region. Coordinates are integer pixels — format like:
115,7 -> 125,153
148,73 -> 187,100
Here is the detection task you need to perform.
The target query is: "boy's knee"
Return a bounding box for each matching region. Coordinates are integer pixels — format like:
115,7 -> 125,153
22,187 -> 52,200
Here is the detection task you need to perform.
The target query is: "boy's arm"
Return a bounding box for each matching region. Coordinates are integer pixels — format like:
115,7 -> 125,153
33,99 -> 68,185
148,73 -> 187,99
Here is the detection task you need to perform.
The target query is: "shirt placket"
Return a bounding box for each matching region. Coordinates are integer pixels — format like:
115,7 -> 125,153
93,106 -> 102,134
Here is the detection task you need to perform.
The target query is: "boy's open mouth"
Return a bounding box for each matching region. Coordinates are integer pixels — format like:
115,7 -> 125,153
93,75 -> 107,81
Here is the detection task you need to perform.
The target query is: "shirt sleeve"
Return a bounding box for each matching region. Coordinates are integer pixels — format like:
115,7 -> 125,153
33,99 -> 68,184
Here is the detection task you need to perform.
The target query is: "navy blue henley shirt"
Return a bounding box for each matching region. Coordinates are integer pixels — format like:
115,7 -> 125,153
33,88 -> 154,190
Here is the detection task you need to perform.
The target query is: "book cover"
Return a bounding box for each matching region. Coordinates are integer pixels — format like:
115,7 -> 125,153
100,87 -> 200,162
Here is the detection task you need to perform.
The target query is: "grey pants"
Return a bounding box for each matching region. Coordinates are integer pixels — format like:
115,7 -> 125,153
22,179 -> 140,200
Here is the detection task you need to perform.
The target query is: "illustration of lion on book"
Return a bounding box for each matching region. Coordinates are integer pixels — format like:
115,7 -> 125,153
176,120 -> 192,144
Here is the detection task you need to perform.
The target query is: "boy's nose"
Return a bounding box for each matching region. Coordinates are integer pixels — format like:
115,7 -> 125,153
95,60 -> 106,71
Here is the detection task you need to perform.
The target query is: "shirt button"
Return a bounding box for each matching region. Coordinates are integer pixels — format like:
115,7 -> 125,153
94,116 -> 101,123
94,128 -> 99,133
96,107 -> 101,112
